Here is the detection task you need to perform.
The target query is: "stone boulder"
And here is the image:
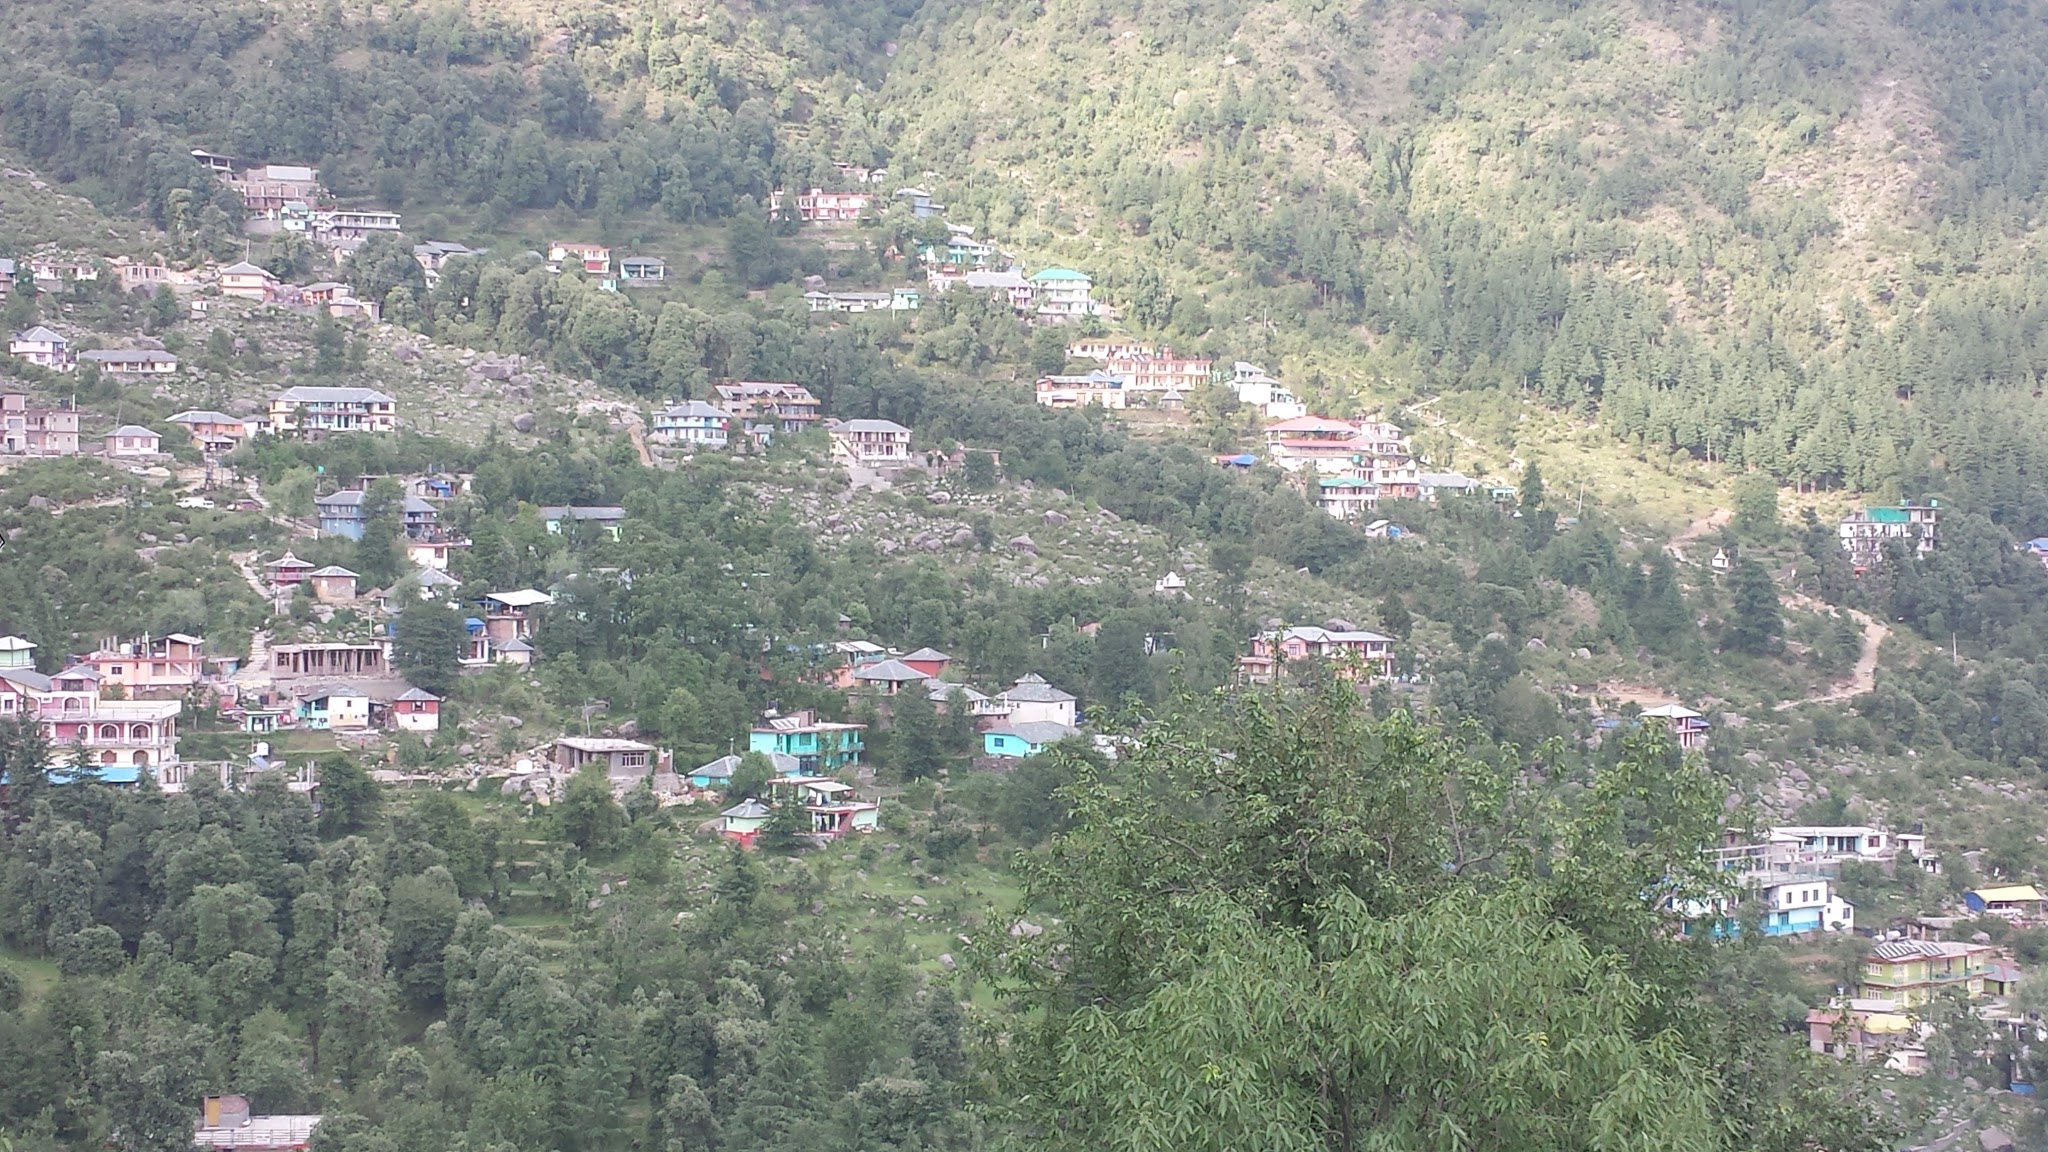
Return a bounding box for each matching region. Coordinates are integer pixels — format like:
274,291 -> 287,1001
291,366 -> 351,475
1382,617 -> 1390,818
1009,535 -> 1038,555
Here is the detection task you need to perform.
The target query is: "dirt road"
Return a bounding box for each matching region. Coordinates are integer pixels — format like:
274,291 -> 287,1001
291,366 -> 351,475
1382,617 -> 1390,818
1778,594 -> 1888,710
1665,507 -> 1730,564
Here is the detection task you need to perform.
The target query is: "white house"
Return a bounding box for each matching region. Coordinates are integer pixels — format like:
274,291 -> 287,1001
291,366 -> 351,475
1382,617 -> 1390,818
79,349 -> 179,375
9,326 -> 70,370
1029,268 -> 1096,321
104,425 -> 163,457
651,400 -> 730,449
1229,362 -> 1306,420
827,418 -> 912,465
1035,371 -> 1127,410
995,674 -> 1077,727
219,261 -> 280,301
956,269 -> 1036,312
390,687 -> 441,732
270,386 -> 397,436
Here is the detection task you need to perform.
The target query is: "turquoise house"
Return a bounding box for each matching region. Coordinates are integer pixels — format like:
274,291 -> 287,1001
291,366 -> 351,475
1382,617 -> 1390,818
748,710 -> 866,773
983,720 -> 1080,759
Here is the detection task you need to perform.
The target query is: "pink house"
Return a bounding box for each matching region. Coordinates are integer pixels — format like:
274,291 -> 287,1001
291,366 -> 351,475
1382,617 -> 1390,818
2,392 -> 82,455
1240,625 -> 1395,683
1107,351 -> 1213,396
81,634 -> 206,695
0,637 -> 182,771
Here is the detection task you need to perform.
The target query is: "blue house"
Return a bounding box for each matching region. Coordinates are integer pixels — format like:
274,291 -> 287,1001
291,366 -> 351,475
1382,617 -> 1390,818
983,720 -> 1080,759
316,488 -> 367,540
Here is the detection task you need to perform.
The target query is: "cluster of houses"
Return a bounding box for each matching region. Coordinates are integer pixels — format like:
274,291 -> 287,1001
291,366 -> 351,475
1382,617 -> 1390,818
1665,819 -> 2047,1083
192,150 -> 401,256
1028,356 -> 1476,531
703,647 -> 1091,847
1237,625 -> 1400,684
0,382 -> 395,461
932,265 -> 1101,324
769,178 -> 941,225
12,248 -> 378,317
495,635 -> 1092,848
832,641 -> 1084,757
220,557 -> 549,736
645,384 -> 920,469
1252,412 -> 1481,523
766,175 -> 1105,325
1033,339 -> 1211,411
542,242 -> 666,292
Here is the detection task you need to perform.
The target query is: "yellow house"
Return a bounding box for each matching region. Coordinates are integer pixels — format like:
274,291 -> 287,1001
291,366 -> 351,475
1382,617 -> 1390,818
1858,940 -> 1998,1007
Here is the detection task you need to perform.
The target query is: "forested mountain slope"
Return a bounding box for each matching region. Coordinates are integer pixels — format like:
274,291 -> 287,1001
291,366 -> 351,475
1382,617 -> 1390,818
883,0 -> 2048,524
7,0 -> 2048,527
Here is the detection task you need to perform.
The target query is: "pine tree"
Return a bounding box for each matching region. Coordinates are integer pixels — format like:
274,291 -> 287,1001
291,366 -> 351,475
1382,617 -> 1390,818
1724,558 -> 1782,655
892,686 -> 947,781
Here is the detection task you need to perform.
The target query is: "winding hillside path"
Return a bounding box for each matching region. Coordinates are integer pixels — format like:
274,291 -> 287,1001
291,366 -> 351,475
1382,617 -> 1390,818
1650,505 -> 1888,709
1664,507 -> 1730,564
1778,594 -> 1889,710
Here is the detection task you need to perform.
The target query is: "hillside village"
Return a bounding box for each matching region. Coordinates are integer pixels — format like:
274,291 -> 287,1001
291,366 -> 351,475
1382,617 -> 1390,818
4,3 -> 2048,1143
0,202 -> 2024,1105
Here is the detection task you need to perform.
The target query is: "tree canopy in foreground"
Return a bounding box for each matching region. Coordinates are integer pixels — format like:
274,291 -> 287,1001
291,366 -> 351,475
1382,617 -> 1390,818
979,685 -> 1894,1152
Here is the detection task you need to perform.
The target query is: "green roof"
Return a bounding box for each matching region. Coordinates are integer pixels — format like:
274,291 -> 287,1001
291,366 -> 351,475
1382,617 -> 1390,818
1865,507 -> 1910,524
1030,267 -> 1090,282
1319,477 -> 1375,489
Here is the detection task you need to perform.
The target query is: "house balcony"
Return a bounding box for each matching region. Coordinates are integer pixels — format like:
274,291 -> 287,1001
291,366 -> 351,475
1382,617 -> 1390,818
1861,967 -> 1985,988
75,730 -> 175,747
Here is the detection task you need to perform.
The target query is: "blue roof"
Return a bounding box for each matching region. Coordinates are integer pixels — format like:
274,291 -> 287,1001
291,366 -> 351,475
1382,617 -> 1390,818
464,617 -> 485,633
1219,454 -> 1257,466
2027,538 -> 2048,550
